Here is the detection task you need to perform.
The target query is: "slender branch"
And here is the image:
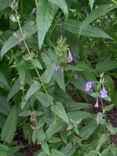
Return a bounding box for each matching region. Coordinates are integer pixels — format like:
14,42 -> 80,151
14,9 -> 53,106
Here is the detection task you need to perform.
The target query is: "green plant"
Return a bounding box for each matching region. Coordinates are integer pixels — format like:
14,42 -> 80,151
0,0 -> 117,156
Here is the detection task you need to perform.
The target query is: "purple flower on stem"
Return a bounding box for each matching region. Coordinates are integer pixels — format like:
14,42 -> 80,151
32,8 -> 36,14
54,64 -> 60,72
95,98 -> 99,108
100,85 -> 108,98
85,81 -> 94,91
68,51 -> 73,63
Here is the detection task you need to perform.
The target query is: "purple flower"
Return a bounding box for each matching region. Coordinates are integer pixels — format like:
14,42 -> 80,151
108,4 -> 113,8
54,64 -> 60,72
68,51 -> 73,63
32,8 -> 36,14
85,81 -> 94,91
100,85 -> 108,98
95,98 -> 99,108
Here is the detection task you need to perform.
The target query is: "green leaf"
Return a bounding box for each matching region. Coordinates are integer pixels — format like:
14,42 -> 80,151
0,71 -> 10,90
46,118 -> 63,139
96,113 -> 105,125
0,94 -> 10,115
0,144 -> 9,156
80,122 -> 97,140
49,0 -> 68,17
68,111 -> 93,122
41,63 -> 55,83
61,143 -> 76,156
31,58 -> 43,70
7,79 -> 20,102
89,0 -> 95,10
79,4 -> 117,34
52,102 -> 70,125
1,21 -> 36,58
41,142 -> 50,155
51,149 -> 66,156
104,104 -> 114,112
19,110 -> 31,117
53,70 -> 65,92
35,91 -> 52,107
106,123 -> 117,135
0,0 -> 12,11
36,0 -> 56,49
25,83 -> 41,101
1,107 -> 17,143
96,60 -> 117,72
37,128 -> 45,142
101,149 -> 109,156
95,134 -> 108,152
109,144 -> 117,156
64,19 -> 112,39
36,151 -> 47,156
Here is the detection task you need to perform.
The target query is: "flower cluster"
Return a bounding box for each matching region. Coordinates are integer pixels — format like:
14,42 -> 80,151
54,50 -> 73,72
85,81 -> 108,108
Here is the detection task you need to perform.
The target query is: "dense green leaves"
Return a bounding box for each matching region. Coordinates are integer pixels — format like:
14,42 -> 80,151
79,4 -> 117,34
0,0 -> 117,155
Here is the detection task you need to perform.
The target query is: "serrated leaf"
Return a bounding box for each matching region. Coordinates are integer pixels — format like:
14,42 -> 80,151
104,104 -> 114,112
42,142 -> 50,155
41,63 -> 55,83
46,119 -> 63,139
61,143 -> 76,156
49,0 -> 68,17
31,58 -> 42,70
96,112 -> 105,125
0,144 -> 9,156
64,19 -> 112,39
96,60 -> 117,72
95,134 -> 108,152
36,0 -> 56,49
106,123 -> 117,135
53,70 -> 65,92
1,107 -> 17,143
80,122 -> 97,140
52,102 -> 70,125
37,151 -> 47,156
7,79 -> 20,102
0,94 -> 10,115
51,149 -> 66,156
25,83 -> 41,101
79,4 -> 117,34
35,91 -> 52,107
0,71 -> 10,90
1,21 -> 36,58
68,111 -> 93,122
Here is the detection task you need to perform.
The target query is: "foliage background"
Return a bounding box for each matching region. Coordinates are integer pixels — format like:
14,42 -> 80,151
0,0 -> 117,155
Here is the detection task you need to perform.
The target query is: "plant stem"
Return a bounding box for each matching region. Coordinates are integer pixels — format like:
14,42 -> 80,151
14,9 -> 53,106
